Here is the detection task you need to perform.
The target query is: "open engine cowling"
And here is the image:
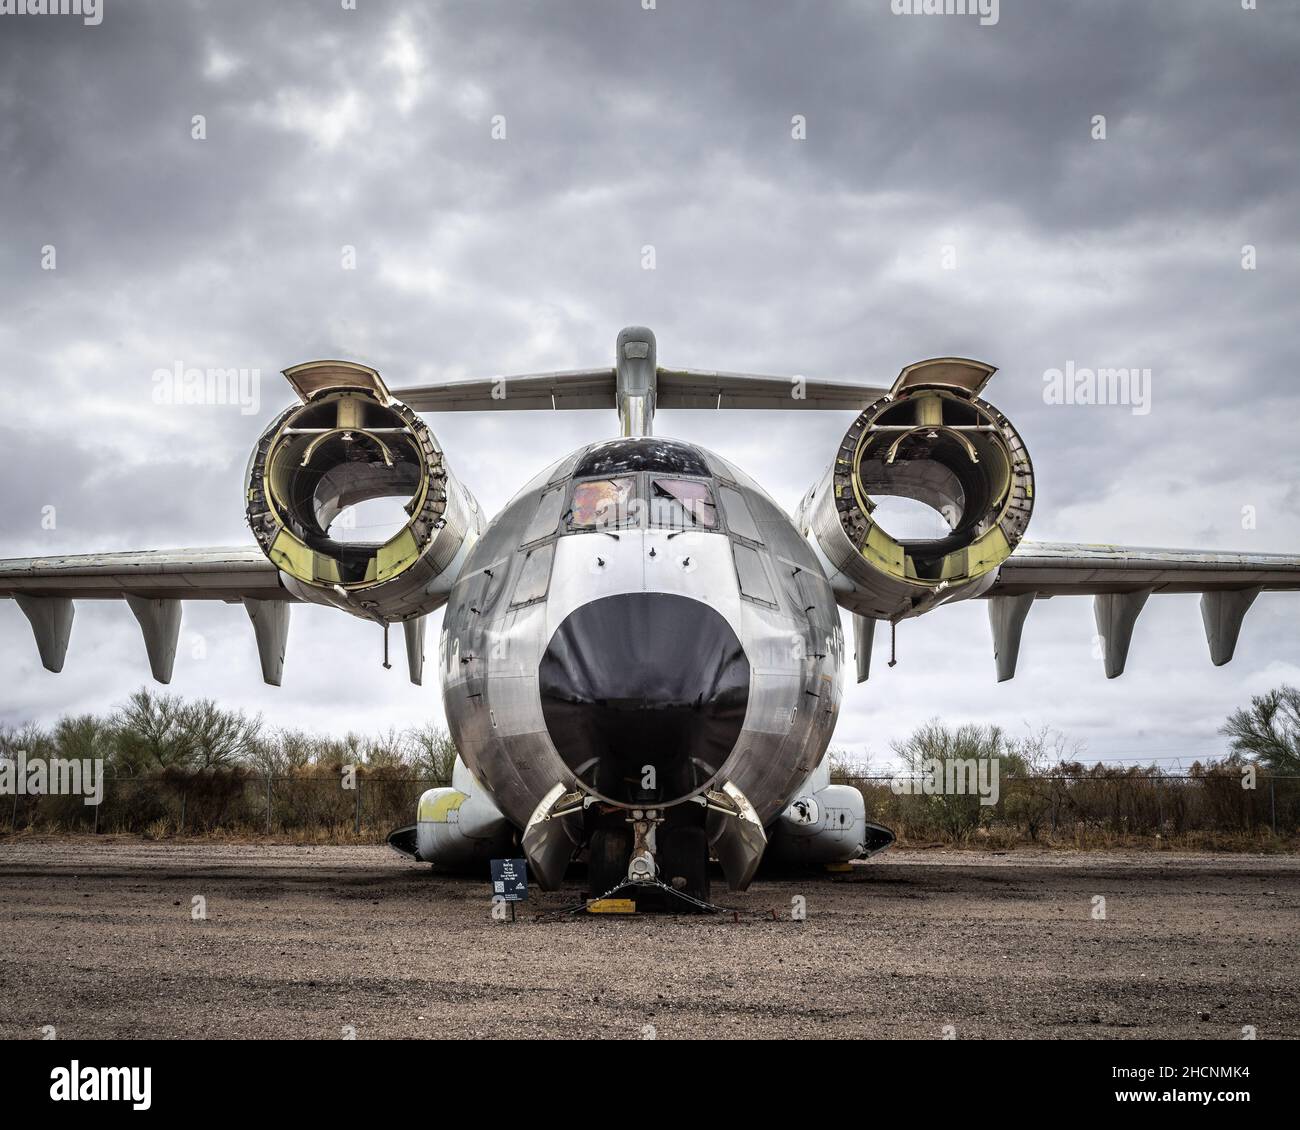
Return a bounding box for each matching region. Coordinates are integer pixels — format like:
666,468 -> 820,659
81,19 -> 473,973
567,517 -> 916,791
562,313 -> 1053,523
245,360 -> 483,624
798,357 -> 1034,622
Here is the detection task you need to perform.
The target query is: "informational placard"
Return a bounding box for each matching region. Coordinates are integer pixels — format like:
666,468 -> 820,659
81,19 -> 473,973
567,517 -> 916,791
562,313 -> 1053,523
490,858 -> 528,902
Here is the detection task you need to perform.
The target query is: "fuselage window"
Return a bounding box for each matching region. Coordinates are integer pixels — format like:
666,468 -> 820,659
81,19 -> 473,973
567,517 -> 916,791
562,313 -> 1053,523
567,476 -> 637,532
511,543 -> 555,606
719,485 -> 762,543
734,542 -> 778,607
522,486 -> 565,545
649,477 -> 718,531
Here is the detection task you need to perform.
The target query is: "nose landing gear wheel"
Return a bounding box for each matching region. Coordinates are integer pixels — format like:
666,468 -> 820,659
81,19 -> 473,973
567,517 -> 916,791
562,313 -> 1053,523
659,825 -> 710,903
587,827 -> 632,899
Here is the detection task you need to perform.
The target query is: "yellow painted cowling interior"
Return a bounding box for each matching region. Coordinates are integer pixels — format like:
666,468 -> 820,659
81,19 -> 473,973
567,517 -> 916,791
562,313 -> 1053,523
257,391 -> 433,590
841,387 -> 1032,589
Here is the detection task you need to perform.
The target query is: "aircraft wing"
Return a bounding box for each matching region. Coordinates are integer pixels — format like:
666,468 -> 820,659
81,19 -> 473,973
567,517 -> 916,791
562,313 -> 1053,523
390,367 -> 887,413
980,541 -> 1300,681
0,547 -> 290,684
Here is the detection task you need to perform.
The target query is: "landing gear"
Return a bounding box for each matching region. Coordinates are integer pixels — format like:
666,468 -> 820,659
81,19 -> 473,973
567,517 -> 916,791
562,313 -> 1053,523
587,826 -> 632,899
585,808 -> 712,906
659,824 -> 710,902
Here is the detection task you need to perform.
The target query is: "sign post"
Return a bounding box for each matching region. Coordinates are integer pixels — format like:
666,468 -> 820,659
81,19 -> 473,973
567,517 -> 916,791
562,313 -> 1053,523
490,858 -> 529,922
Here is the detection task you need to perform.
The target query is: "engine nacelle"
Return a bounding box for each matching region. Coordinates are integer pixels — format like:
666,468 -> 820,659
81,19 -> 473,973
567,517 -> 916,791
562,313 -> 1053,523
245,360 -> 483,623
798,357 -> 1034,621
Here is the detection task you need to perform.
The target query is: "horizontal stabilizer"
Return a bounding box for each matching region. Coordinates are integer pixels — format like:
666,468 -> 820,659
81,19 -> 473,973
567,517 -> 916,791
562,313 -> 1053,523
656,368 -> 887,411
394,368 -> 615,413
388,326 -> 888,428
392,366 -> 889,415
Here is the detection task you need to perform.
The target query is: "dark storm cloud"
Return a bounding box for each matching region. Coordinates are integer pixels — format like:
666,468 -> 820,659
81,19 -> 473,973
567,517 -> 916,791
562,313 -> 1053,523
1,0 -> 1297,763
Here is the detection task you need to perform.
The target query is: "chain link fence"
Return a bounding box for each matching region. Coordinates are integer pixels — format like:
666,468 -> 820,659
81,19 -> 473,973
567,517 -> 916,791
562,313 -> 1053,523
3,772 -> 449,841
836,772 -> 1300,844
3,768 -> 1297,845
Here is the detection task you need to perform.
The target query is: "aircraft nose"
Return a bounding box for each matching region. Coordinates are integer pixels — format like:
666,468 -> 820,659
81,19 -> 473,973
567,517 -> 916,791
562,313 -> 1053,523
539,592 -> 750,806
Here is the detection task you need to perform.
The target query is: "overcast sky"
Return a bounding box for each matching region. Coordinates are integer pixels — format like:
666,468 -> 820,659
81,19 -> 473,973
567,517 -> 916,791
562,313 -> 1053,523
1,0 -> 1298,770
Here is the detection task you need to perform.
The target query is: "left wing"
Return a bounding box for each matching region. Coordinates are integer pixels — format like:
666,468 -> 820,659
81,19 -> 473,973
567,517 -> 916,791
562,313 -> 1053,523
0,547 -> 290,684
981,541 -> 1300,681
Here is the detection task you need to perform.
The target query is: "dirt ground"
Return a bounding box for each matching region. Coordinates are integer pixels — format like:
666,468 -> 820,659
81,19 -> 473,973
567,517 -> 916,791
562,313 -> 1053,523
0,837 -> 1296,1040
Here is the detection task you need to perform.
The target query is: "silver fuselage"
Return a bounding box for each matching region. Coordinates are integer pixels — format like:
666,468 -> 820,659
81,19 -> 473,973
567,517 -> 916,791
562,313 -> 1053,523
439,436 -> 845,831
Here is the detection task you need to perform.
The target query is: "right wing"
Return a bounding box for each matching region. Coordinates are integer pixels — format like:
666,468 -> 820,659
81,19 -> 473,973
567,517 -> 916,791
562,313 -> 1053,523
982,541 -> 1300,681
0,547 -> 290,684
987,541 -> 1300,595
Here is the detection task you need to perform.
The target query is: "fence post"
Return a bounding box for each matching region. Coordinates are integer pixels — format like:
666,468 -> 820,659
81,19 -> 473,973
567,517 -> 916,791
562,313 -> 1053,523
1270,776 -> 1277,837
266,774 -> 272,837
93,780 -> 101,835
354,777 -> 362,836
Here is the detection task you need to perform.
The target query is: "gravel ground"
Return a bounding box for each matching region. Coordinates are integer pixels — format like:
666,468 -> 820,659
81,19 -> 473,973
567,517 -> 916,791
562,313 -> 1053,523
1,837 -> 1296,1040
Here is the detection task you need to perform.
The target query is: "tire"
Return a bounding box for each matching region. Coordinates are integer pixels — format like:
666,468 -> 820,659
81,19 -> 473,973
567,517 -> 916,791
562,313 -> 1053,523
587,827 -> 631,899
660,825 -> 710,902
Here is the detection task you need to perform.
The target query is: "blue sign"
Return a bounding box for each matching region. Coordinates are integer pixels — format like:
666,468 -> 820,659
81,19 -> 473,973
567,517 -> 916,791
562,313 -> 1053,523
490,858 -> 529,902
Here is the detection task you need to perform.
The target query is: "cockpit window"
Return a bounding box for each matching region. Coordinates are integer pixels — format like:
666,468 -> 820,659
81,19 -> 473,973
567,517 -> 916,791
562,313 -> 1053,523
734,543 -> 778,606
573,438 -> 710,478
511,543 -> 554,606
719,485 -> 762,543
522,486 -> 565,545
649,478 -> 717,531
567,476 -> 636,531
